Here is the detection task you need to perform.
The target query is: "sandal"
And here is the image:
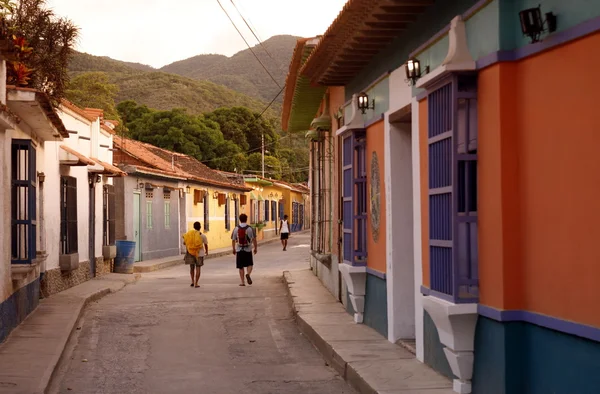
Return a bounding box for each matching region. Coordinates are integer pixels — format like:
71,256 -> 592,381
246,274 -> 252,285
190,283 -> 194,287
239,283 -> 245,286
195,285 -> 200,288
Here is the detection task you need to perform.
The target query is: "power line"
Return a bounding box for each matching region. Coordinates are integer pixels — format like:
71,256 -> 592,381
229,0 -> 278,64
200,134 -> 288,164
216,0 -> 282,89
259,86 -> 284,118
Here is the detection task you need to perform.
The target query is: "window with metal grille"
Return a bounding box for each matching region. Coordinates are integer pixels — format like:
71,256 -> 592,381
234,198 -> 240,227
164,201 -> 171,229
271,201 -> 276,223
60,176 -> 78,255
265,200 -> 270,222
225,197 -> 230,230
203,193 -> 209,231
103,184 -> 116,246
427,75 -> 479,303
11,140 -> 37,264
146,201 -> 153,229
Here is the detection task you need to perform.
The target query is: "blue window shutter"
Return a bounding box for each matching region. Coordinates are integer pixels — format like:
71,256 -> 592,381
265,200 -> 269,222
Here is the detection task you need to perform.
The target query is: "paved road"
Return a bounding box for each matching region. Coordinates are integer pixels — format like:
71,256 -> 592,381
52,233 -> 355,394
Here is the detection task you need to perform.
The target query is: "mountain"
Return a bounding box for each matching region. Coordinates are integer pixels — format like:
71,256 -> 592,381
160,35 -> 299,102
68,52 -> 276,116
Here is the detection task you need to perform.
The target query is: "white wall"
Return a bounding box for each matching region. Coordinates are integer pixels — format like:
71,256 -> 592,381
411,98 -> 424,362
385,65 -> 419,344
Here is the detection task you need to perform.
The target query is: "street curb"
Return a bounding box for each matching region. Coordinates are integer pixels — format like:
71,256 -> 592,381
43,274 -> 141,394
134,236 -> 285,273
283,270 -> 376,394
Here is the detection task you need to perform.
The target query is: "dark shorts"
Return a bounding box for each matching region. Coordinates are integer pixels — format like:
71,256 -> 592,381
236,250 -> 254,269
280,232 -> 289,240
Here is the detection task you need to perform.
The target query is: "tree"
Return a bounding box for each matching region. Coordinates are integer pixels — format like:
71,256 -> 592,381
205,107 -> 280,156
4,0 -> 79,104
66,72 -> 120,120
246,153 -> 282,179
116,100 -> 152,123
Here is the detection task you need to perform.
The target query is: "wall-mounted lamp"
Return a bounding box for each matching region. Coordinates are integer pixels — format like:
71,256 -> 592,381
405,59 -> 429,86
213,190 -> 219,199
37,172 -> 45,183
88,174 -> 101,186
232,193 -> 238,200
185,185 -> 191,194
357,92 -> 375,114
519,6 -> 556,44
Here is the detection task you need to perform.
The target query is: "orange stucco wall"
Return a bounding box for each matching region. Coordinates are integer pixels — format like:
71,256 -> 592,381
418,99 -> 429,287
330,86 -> 345,258
366,119 -> 387,273
478,32 -> 600,327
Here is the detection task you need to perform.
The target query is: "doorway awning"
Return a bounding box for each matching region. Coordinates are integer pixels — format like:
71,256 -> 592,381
89,157 -> 127,177
59,145 -> 95,166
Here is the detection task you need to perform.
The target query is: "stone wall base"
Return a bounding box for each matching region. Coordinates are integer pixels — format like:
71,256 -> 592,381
41,261 -> 91,298
96,257 -> 113,277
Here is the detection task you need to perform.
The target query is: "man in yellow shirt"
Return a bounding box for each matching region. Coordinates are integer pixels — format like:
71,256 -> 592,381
183,222 -> 208,288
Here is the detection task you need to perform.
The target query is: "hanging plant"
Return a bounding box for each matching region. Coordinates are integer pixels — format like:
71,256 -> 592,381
7,34 -> 34,86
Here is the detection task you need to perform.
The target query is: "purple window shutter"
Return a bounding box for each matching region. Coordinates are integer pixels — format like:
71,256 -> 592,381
428,75 -> 479,303
342,134 -> 354,264
455,75 -> 479,301
428,82 -> 454,299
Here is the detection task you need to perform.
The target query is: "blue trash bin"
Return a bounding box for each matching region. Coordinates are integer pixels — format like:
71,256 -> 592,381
114,240 -> 136,274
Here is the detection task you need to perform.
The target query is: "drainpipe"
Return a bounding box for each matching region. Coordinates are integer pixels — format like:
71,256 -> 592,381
38,172 -> 46,278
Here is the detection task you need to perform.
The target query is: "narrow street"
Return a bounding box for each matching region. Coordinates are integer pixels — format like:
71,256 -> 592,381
50,233 -> 355,394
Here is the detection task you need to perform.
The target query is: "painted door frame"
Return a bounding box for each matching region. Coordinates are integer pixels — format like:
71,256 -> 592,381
88,177 -> 96,277
133,191 -> 141,262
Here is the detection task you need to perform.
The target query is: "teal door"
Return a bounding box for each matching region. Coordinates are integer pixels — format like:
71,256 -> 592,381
133,192 -> 141,262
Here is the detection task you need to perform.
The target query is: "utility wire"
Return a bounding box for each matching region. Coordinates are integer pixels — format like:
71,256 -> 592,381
216,0 -> 282,89
200,134 -> 289,164
259,85 -> 284,118
229,0 -> 278,64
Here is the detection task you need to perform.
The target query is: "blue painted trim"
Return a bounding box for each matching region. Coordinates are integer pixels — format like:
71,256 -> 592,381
364,114 -> 384,128
421,285 -> 431,296
478,305 -> 600,343
476,15 -> 600,69
366,267 -> 386,280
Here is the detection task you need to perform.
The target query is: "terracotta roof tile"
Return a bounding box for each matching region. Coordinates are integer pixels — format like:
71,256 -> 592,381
60,99 -> 96,122
114,137 -> 249,191
91,157 -> 127,176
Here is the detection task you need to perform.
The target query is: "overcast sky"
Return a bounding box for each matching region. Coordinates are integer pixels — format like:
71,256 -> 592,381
45,0 -> 348,68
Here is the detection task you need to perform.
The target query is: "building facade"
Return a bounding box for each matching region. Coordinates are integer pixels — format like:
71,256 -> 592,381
283,1 -> 600,393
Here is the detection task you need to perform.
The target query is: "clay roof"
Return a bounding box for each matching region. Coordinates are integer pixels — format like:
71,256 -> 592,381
60,99 -> 96,122
105,119 -> 119,127
282,37 -> 327,133
100,123 -> 116,135
300,0 -> 434,86
145,145 -> 250,191
91,157 -> 127,176
84,108 -> 104,119
114,136 -> 250,191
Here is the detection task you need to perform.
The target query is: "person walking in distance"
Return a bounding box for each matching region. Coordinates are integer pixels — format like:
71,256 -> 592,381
183,221 -> 207,288
279,214 -> 290,251
232,214 -> 257,286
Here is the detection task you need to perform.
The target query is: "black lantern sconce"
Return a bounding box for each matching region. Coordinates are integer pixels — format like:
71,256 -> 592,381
519,6 -> 557,44
357,92 -> 375,114
185,185 -> 191,194
405,58 -> 429,86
